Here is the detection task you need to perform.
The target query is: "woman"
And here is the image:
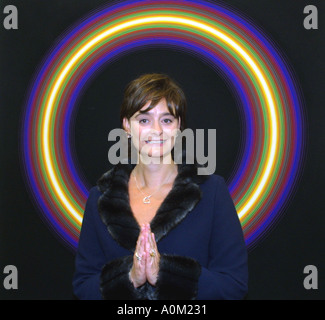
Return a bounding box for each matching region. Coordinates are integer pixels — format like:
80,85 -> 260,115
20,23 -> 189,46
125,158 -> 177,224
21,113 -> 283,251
72,73 -> 248,300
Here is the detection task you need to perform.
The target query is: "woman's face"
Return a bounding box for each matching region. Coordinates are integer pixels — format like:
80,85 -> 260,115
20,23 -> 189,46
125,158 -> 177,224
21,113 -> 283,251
123,98 -> 180,163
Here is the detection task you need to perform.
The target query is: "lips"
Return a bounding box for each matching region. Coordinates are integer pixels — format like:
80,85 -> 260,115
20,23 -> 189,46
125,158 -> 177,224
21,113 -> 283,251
145,140 -> 166,144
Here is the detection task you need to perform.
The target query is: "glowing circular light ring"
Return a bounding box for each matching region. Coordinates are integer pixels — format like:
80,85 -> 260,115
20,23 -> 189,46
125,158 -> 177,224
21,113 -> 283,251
22,0 -> 306,250
49,16 -> 276,221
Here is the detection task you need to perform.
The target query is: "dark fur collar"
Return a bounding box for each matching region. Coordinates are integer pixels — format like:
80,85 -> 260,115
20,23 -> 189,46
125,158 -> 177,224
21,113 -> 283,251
97,159 -> 209,251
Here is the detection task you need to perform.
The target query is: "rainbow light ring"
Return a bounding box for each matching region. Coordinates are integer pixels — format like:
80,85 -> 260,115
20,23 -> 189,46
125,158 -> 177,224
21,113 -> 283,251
21,0 -> 306,251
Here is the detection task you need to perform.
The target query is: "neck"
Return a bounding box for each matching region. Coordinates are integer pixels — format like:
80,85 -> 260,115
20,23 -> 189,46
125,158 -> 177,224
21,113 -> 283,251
134,155 -> 177,189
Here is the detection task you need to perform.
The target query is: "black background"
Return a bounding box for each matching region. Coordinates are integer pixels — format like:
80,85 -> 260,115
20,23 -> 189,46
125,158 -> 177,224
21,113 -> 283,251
1,0 -> 324,300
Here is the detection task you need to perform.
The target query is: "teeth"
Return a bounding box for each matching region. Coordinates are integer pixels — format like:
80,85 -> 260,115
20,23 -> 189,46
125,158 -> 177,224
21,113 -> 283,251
146,140 -> 165,144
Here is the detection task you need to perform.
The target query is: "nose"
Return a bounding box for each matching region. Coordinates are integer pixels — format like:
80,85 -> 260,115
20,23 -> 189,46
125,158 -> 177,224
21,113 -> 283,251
151,119 -> 162,136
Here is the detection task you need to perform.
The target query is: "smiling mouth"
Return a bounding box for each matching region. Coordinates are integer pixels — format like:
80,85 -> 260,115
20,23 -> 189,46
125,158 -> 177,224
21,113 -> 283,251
145,140 -> 166,144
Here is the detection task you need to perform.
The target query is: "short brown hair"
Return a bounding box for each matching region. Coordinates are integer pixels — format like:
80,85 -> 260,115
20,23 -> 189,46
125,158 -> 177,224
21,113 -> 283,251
120,73 -> 187,131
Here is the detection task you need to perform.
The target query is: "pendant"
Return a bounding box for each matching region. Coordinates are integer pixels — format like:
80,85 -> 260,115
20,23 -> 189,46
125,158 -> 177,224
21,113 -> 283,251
143,196 -> 151,204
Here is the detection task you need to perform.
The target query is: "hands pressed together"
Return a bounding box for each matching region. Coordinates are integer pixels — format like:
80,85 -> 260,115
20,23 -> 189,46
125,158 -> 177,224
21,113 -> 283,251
129,223 -> 160,288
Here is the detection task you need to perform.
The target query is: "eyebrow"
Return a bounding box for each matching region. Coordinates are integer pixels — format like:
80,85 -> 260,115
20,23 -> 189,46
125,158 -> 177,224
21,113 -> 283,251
135,111 -> 175,118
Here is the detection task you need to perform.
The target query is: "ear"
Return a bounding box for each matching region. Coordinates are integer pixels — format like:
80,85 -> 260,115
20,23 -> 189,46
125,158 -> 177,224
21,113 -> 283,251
177,117 -> 181,130
122,117 -> 131,134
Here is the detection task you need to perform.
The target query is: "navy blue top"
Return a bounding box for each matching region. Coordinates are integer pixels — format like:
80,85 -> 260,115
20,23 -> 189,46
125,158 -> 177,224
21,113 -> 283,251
73,172 -> 248,300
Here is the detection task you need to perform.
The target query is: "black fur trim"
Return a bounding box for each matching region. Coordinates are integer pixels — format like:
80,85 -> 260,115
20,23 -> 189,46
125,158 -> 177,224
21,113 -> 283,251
98,164 -> 139,251
154,254 -> 201,300
97,153 -> 209,251
100,255 -> 147,300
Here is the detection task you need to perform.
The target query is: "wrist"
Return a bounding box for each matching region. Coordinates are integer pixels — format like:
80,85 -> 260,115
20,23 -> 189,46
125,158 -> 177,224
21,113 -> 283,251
129,270 -> 140,288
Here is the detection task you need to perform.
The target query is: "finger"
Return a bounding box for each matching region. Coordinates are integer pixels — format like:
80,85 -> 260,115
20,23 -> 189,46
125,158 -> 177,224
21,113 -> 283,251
148,232 -> 157,252
146,234 -> 155,264
145,224 -> 153,247
135,231 -> 142,252
134,238 -> 140,264
152,232 -> 159,253
135,233 -> 146,264
150,232 -> 155,246
136,225 -> 144,248
139,235 -> 146,262
150,233 -> 160,269
145,229 -> 150,253
150,236 -> 157,260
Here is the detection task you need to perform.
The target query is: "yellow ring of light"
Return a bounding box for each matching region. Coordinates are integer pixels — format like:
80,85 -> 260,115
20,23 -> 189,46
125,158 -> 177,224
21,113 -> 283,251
41,15 -> 279,226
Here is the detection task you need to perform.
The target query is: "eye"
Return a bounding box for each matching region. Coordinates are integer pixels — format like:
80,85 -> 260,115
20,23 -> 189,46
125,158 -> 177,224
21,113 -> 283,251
139,118 -> 149,124
162,118 -> 174,124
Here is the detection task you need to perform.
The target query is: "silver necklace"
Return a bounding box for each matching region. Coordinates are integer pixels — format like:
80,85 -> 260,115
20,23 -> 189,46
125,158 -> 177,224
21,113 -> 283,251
132,168 -> 175,204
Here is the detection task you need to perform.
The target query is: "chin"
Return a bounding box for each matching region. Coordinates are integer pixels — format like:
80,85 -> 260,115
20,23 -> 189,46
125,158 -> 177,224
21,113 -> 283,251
139,147 -> 174,164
